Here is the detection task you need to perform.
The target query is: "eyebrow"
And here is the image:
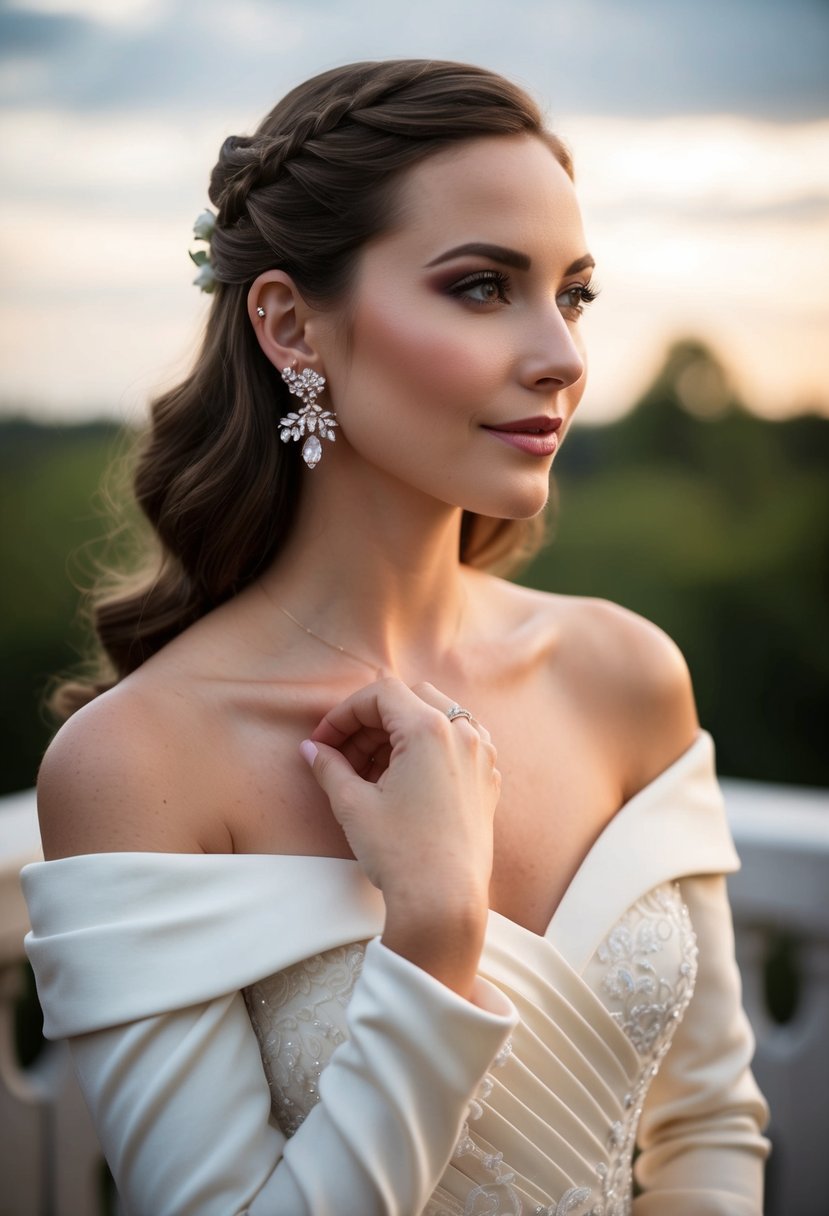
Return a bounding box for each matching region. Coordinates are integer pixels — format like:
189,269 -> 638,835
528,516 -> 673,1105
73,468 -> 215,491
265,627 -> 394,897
424,242 -> 595,277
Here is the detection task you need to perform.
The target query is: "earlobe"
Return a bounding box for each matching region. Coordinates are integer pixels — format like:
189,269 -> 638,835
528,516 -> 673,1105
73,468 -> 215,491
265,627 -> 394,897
248,270 -> 321,372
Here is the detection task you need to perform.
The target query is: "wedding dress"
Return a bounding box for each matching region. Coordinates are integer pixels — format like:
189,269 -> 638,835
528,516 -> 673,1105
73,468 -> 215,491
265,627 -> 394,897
22,732 -> 768,1215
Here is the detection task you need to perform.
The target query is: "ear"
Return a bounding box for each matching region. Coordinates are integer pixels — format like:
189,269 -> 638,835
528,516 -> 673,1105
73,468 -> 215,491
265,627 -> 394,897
247,271 -> 325,373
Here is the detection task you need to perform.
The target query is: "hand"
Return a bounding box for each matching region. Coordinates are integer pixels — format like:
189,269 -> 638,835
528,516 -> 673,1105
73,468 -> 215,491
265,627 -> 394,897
300,678 -> 501,993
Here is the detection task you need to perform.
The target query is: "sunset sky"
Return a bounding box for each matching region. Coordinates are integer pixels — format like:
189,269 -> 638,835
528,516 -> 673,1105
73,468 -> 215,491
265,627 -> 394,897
1,0 -> 827,426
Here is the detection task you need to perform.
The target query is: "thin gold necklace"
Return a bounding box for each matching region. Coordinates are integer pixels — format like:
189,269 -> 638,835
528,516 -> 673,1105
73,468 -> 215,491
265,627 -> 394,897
275,601 -> 388,678
258,581 -> 466,678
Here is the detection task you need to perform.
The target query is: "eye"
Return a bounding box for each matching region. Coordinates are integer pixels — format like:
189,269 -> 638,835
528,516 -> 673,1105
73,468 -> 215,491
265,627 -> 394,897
557,281 -> 600,319
447,269 -> 512,306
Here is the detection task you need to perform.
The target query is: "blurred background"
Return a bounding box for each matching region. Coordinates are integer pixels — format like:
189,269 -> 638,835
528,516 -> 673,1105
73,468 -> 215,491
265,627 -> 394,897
1,0 -> 827,794
1,9 -> 828,1209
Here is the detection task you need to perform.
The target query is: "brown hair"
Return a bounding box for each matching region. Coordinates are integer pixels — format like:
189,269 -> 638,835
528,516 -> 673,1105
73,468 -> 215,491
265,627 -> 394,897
56,59 -> 572,716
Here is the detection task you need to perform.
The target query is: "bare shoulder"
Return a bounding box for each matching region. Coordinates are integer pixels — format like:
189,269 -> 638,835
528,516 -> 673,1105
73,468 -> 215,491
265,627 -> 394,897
558,594 -> 699,793
487,580 -> 700,799
37,672 -> 232,860
559,595 -> 694,700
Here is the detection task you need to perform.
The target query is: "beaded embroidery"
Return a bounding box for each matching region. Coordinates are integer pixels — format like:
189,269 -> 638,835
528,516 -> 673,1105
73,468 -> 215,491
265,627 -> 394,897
243,882 -> 698,1215
588,882 -> 699,1214
243,941 -> 366,1134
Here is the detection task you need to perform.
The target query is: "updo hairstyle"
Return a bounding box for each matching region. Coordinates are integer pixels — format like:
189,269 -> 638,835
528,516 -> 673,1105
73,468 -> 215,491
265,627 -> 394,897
57,60 -> 573,715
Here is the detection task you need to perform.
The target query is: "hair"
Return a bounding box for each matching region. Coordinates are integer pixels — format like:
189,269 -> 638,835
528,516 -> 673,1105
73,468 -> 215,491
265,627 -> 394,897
54,59 -> 573,718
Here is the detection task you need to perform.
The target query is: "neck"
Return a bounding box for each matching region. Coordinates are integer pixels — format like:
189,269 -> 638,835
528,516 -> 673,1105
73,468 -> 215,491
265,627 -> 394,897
258,455 -> 471,681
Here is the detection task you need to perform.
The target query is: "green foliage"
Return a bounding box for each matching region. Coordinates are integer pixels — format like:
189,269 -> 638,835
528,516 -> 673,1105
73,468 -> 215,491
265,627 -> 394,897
0,339 -> 826,793
0,418 -> 133,792
522,340 -> 829,785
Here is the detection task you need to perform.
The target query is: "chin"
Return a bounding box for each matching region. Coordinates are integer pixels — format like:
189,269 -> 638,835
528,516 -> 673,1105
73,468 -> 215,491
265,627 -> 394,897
463,481 -> 551,522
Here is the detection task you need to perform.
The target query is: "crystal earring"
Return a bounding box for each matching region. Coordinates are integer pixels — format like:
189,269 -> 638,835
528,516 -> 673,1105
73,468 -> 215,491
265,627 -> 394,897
278,364 -> 338,469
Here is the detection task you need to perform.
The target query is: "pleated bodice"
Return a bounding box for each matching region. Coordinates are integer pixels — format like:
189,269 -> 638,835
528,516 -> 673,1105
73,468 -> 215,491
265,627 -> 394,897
23,731 -> 768,1216
246,882 -> 698,1215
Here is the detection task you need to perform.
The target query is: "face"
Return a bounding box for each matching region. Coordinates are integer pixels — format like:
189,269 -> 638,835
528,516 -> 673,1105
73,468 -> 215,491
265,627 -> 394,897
315,134 -> 595,520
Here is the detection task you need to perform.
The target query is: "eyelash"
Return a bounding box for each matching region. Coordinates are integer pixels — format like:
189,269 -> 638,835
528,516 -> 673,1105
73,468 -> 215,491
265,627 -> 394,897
558,281 -> 601,317
447,270 -> 600,317
447,269 -> 512,305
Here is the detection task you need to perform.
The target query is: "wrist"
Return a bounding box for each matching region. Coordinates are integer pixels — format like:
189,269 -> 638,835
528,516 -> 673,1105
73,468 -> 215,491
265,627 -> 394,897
381,892 -> 488,999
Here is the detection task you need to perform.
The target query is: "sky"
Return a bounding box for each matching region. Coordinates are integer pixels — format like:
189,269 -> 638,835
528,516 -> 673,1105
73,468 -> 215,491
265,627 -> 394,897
1,0 -> 828,426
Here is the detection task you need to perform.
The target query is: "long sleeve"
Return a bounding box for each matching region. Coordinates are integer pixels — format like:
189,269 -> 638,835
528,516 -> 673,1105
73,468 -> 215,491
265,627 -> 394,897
68,940 -> 514,1216
633,874 -> 770,1214
22,855 -> 516,1216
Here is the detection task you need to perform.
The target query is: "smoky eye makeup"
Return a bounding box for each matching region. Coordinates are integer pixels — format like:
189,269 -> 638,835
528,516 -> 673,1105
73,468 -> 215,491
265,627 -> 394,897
445,268 -> 513,305
557,280 -> 601,317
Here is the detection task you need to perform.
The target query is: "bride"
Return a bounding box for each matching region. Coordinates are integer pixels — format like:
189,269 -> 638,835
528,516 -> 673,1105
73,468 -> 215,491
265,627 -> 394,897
22,60 -> 768,1214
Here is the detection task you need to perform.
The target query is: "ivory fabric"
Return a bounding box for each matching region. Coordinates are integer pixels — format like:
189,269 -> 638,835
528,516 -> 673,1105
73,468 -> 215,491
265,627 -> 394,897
22,731 -> 769,1215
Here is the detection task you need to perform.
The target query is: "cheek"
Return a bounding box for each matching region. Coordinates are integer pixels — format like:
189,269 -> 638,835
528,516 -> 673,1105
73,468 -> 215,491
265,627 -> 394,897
346,295 -> 504,413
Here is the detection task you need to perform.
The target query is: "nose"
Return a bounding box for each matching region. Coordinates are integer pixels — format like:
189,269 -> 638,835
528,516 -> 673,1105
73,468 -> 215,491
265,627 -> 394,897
522,312 -> 585,392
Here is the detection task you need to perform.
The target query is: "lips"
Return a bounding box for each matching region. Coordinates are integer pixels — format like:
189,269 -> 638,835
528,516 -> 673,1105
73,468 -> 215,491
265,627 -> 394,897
482,416 -> 562,457
483,415 -> 562,435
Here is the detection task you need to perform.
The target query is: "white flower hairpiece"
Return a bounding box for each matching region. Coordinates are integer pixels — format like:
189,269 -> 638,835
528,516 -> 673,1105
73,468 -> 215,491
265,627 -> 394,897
189,208 -> 217,293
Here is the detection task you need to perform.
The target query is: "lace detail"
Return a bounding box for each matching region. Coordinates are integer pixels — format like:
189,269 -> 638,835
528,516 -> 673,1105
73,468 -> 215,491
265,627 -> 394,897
588,883 -> 699,1215
243,941 -> 367,1134
448,1039 -> 525,1215
243,883 -> 697,1216
425,1035 -> 600,1216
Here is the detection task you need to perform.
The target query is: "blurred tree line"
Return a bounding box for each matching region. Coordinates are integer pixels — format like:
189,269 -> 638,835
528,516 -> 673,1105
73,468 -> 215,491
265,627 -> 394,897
1,338 -> 827,795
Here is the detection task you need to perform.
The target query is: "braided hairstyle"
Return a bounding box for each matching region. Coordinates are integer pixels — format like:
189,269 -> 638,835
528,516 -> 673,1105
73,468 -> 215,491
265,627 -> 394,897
57,60 -> 573,715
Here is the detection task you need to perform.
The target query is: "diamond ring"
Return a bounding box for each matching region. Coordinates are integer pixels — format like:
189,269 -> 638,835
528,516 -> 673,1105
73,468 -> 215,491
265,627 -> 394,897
446,704 -> 474,724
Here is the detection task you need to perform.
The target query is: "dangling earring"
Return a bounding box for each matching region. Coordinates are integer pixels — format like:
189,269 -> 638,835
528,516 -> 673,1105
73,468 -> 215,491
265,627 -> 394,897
279,364 -> 338,469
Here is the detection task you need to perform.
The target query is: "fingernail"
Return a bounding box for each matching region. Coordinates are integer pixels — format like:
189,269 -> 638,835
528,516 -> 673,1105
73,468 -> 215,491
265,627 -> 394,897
299,739 -> 318,767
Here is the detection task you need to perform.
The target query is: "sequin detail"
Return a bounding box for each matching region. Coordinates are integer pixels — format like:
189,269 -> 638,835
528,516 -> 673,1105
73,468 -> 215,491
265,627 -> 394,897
587,882 -> 699,1214
243,941 -> 366,1134
243,882 -> 698,1215
445,1037 -> 526,1214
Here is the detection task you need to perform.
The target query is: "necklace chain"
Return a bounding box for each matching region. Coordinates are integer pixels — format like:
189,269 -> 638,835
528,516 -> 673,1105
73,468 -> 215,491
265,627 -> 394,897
258,581 -> 466,678
274,602 -> 387,677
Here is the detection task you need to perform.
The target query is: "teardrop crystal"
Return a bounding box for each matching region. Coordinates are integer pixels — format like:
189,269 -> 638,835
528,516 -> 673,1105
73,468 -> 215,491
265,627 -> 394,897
302,434 -> 322,468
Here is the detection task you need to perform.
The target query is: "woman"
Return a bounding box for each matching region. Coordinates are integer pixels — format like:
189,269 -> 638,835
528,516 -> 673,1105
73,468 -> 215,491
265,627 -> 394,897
22,60 -> 768,1215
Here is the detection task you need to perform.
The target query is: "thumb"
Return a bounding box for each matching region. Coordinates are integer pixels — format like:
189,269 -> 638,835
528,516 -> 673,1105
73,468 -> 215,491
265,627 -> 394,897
299,739 -> 362,804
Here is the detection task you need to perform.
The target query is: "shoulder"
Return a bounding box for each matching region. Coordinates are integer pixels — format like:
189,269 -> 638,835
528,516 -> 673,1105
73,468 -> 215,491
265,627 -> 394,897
559,595 -> 693,698
37,670 -> 233,860
559,595 -> 700,796
488,581 -> 699,799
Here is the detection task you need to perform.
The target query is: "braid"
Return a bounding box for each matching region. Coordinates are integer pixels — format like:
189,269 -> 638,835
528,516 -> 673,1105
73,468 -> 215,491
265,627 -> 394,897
208,135 -> 261,227
210,73 -> 413,229
55,61 -> 571,716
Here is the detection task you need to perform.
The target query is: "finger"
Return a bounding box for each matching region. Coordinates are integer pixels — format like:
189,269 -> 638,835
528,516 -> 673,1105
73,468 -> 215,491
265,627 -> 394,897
337,725 -> 388,774
299,739 -> 368,806
310,677 -> 426,747
409,680 -> 452,713
410,681 -> 486,736
365,740 -> 392,782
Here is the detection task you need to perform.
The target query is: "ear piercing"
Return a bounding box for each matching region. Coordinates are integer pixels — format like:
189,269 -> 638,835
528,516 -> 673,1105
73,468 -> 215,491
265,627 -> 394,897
279,365 -> 338,469
256,306 -> 266,318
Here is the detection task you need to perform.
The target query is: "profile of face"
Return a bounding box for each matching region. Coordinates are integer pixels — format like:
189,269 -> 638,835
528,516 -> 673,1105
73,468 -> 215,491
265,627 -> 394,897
312,133 -> 594,521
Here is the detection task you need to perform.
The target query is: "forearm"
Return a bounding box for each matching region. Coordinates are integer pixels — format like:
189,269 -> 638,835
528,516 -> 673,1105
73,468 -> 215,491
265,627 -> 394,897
382,886 -> 488,1000
70,938 -> 515,1216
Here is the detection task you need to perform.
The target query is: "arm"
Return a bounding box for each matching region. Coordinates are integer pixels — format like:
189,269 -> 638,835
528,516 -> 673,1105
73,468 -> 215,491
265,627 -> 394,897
62,936 -> 514,1216
633,874 -> 770,1215
32,677 -> 510,1214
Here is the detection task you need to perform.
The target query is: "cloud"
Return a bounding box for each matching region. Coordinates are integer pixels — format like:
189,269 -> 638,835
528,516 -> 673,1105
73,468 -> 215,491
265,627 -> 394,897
0,3 -> 88,52
0,0 -> 827,120
602,193 -> 829,226
1,4 -> 827,423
